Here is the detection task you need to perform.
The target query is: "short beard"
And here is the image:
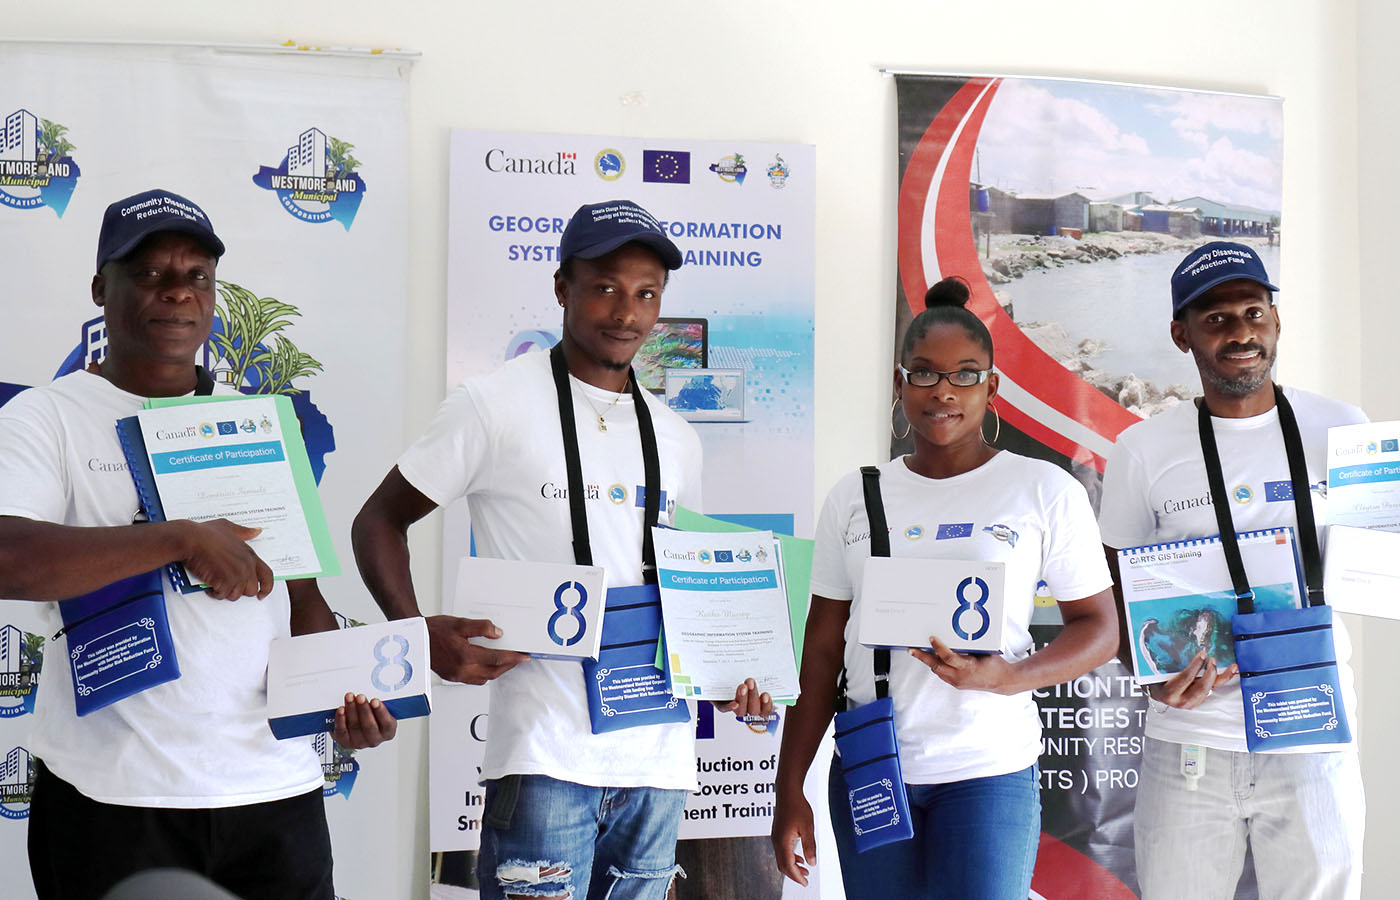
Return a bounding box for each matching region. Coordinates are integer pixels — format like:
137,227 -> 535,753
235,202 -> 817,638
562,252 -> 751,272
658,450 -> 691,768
1193,344 -> 1274,397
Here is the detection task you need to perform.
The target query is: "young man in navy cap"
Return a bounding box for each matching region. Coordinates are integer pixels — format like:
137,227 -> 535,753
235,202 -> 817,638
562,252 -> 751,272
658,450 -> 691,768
354,199 -> 771,900
1099,241 -> 1365,899
0,189 -> 394,899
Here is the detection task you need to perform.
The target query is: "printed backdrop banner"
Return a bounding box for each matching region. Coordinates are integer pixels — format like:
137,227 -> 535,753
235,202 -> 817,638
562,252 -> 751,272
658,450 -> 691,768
0,41 -> 412,900
894,73 -> 1282,898
430,129 -> 817,899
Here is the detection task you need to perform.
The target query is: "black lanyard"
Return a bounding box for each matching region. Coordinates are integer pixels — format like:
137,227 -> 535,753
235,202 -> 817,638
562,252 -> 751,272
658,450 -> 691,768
1196,386 -> 1324,615
548,344 -> 661,585
836,466 -> 892,708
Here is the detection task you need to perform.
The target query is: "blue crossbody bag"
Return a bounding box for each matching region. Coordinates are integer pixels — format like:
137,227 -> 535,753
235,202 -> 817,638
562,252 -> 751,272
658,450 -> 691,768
831,466 -> 914,851
1198,388 -> 1351,751
582,584 -> 690,733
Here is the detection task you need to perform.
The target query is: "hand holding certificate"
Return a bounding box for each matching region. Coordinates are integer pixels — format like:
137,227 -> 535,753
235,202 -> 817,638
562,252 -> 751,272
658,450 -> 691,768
117,393 -> 339,591
653,528 -> 800,702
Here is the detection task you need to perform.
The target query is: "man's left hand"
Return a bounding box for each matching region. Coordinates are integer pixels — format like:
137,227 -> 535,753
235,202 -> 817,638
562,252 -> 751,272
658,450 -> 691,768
332,693 -> 398,748
910,636 -> 1019,694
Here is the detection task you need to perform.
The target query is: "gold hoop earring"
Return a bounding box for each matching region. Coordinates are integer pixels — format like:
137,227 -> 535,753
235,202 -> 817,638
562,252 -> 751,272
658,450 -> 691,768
890,398 -> 910,440
982,403 -> 1001,445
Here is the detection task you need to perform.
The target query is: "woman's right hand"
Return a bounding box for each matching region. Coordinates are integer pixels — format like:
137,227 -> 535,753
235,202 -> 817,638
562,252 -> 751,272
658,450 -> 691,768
770,792 -> 818,886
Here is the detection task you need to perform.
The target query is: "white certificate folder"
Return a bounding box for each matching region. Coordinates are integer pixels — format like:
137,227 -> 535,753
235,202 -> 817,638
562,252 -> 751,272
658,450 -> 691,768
267,617 -> 431,739
454,557 -> 606,661
1118,528 -> 1304,684
857,557 -> 1007,654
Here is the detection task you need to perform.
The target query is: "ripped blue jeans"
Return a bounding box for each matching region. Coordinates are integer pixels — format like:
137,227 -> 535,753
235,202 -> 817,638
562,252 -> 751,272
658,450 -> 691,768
478,775 -> 687,900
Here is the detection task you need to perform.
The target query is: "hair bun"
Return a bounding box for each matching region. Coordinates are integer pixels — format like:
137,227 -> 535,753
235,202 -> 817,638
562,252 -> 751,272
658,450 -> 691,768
923,275 -> 971,310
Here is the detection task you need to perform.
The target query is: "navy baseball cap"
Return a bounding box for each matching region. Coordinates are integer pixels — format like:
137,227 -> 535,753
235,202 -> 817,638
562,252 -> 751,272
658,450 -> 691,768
559,200 -> 683,270
1170,241 -> 1278,318
95,189 -> 226,273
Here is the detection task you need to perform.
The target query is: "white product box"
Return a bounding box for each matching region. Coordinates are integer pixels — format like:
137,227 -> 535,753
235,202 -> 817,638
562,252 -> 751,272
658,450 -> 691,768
857,557 -> 1006,654
1324,524 -> 1400,619
267,616 -> 431,739
455,557 -> 606,661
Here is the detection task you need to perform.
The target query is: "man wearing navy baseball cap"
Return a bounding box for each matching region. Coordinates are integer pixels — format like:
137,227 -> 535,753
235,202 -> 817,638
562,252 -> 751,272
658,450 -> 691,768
355,199 -> 771,900
0,188 -> 394,900
1099,240 -> 1366,898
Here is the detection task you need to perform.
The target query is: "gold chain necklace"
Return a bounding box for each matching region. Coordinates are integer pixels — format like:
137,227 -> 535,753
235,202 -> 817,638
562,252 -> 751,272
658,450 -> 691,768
577,383 -> 626,432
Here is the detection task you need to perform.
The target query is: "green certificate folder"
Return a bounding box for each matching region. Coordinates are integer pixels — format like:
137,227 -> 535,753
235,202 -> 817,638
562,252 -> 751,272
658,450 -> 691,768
670,507 -> 814,704
118,393 -> 339,587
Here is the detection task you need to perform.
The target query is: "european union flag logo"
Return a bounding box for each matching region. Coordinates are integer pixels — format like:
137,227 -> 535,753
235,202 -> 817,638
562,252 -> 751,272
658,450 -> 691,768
216,421 -> 237,436
643,150 -> 691,184
714,550 -> 734,563
1264,481 -> 1294,502
1384,439 -> 1399,453
634,486 -> 669,510
936,523 -> 973,540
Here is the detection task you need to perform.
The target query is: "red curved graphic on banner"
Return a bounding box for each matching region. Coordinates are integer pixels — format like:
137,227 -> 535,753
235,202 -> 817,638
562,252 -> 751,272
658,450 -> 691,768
897,78 -> 990,309
897,78 -> 1143,471
1031,833 -> 1139,899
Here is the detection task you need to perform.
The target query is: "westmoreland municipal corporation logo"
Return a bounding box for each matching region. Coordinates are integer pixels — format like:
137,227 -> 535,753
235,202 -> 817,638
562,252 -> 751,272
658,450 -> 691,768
0,746 -> 36,820
316,732 -> 361,800
709,153 -> 747,185
0,625 -> 43,718
252,127 -> 365,229
0,109 -> 81,217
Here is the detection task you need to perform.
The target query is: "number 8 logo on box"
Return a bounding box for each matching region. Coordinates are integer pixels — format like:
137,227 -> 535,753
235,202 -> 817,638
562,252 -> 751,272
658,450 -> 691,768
548,581 -> 589,647
371,634 -> 413,692
952,576 -> 991,642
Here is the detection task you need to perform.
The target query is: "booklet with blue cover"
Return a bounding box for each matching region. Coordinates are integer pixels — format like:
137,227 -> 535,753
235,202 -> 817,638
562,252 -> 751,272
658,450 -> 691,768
59,569 -> 180,716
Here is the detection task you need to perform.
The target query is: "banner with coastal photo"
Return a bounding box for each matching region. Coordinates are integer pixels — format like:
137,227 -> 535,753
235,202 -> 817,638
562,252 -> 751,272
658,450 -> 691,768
894,73 -> 1282,899
0,40 -> 413,900
429,129 -> 818,899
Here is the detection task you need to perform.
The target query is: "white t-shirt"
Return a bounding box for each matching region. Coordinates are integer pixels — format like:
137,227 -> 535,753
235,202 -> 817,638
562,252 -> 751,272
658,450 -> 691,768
810,452 -> 1112,784
398,350 -> 704,790
0,371 -> 322,807
1098,387 -> 1366,752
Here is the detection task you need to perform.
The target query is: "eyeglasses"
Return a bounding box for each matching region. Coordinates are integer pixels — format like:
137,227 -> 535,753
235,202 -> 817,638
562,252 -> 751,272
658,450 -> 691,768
898,365 -> 991,388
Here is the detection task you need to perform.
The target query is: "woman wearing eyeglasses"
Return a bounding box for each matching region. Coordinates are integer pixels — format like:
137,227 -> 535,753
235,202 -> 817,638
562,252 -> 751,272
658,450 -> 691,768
770,278 -> 1120,899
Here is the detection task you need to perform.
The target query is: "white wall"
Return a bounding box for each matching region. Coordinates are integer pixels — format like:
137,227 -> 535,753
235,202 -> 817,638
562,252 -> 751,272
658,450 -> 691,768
7,0 -> 1389,896
1356,0 -> 1400,894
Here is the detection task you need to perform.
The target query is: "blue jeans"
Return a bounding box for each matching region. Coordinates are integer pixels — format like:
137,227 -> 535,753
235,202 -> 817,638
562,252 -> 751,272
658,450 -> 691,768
477,775 -> 687,900
827,757 -> 1040,900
